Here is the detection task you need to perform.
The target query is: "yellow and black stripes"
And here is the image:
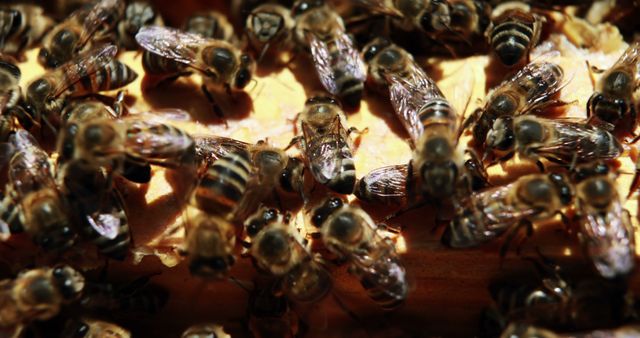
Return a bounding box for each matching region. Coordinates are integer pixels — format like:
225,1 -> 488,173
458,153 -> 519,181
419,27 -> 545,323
69,59 -> 138,95
488,10 -> 540,66
193,149 -> 251,216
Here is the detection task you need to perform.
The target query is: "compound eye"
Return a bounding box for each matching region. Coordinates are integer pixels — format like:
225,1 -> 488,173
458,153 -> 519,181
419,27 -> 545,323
363,44 -> 381,62
234,68 -> 251,89
615,98 -> 629,114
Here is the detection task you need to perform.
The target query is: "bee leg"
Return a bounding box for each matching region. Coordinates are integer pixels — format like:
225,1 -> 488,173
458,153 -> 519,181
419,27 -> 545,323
285,136 -> 303,150
628,166 -> 640,199
535,160 -> 546,172
499,219 -> 532,258
348,126 -> 368,152
200,84 -> 227,127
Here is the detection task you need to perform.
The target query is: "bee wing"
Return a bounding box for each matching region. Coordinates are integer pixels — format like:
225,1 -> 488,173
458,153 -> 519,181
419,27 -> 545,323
579,200 -> 635,278
353,0 -> 404,18
77,0 -> 125,50
387,63 -> 443,144
83,190 -> 127,241
356,164 -> 408,203
516,61 -> 568,114
302,120 -> 341,184
193,135 -> 251,168
526,119 -> 622,164
612,42 -> 640,78
308,32 -> 366,96
50,44 -> 118,98
135,25 -> 211,73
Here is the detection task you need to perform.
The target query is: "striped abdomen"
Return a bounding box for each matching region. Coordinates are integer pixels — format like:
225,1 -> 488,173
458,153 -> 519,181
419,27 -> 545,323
124,121 -> 195,168
354,246 -> 408,310
142,50 -> 185,76
327,39 -> 364,107
0,8 -> 26,51
315,135 -> 355,194
489,9 -> 540,66
193,149 -> 251,216
69,60 -> 138,95
418,97 -> 457,134
21,189 -> 76,251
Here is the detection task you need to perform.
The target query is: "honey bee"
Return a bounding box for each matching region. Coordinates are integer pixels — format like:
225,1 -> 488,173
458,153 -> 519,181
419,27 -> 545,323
57,114 -> 196,180
1,130 -> 76,251
183,11 -> 235,41
0,266 -> 85,337
246,207 -> 332,303
181,323 -> 230,338
310,197 -> 408,309
183,209 -> 237,278
448,0 -> 492,42
0,54 -> 21,115
466,60 -> 565,151
245,4 -> 294,63
485,116 -> 623,169
586,42 -> 640,134
442,172 -> 572,250
293,95 -> 357,195
292,0 -> 366,106
38,0 -> 124,68
486,3 -> 543,66
61,318 -> 131,338
500,323 -> 640,338
354,0 -> 452,36
135,25 -> 255,93
192,139 -> 303,221
571,163 -> 635,278
21,43 -> 118,131
0,5 -> 54,59
488,265 -> 630,333
248,281 -> 299,338
116,1 -> 163,50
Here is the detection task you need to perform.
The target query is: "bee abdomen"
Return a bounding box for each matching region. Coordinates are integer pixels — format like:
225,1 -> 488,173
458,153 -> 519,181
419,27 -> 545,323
0,8 -> 24,47
70,60 -> 138,95
357,256 -> 408,310
327,151 -> 356,194
194,150 -> 251,216
419,99 -> 456,128
490,14 -> 536,66
142,50 -> 185,75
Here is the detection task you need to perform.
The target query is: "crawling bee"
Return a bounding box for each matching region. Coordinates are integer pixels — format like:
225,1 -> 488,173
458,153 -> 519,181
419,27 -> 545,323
21,43 -> 118,131
181,323 -> 230,338
485,116 -> 622,170
466,60 -> 565,151
184,209 -> 237,278
0,266 -> 85,338
136,25 -> 254,94
248,281 -> 300,338
116,1 -> 163,50
192,139 -> 305,221
0,5 -> 54,59
61,318 -> 131,338
246,207 -> 332,303
488,263 -> 630,333
587,42 -> 640,134
292,0 -> 366,106
499,323 -> 640,338
571,163 -> 635,278
38,0 -> 124,68
245,4 -> 294,64
311,197 -> 408,309
354,0 -> 452,36
293,95 -> 357,195
442,172 -> 572,250
486,3 -> 543,66
57,113 -> 196,181
1,130 -> 76,251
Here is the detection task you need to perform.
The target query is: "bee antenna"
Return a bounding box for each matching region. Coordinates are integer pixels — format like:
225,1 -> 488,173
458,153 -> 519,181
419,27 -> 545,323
228,275 -> 254,294
257,42 -> 271,65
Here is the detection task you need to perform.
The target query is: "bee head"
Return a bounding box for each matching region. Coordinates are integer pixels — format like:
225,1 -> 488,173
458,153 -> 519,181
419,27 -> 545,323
311,197 -> 344,228
233,54 -> 254,90
246,207 -> 279,238
420,0 -> 451,33
25,78 -> 54,116
292,0 -> 325,17
363,38 -> 391,62
52,265 -> 85,301
587,92 -> 629,124
420,161 -> 458,198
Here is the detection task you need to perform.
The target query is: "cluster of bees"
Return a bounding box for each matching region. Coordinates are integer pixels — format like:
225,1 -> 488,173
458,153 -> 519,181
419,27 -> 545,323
0,0 -> 640,337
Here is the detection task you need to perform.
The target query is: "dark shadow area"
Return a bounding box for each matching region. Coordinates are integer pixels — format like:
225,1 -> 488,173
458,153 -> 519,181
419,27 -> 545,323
363,90 -> 411,143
